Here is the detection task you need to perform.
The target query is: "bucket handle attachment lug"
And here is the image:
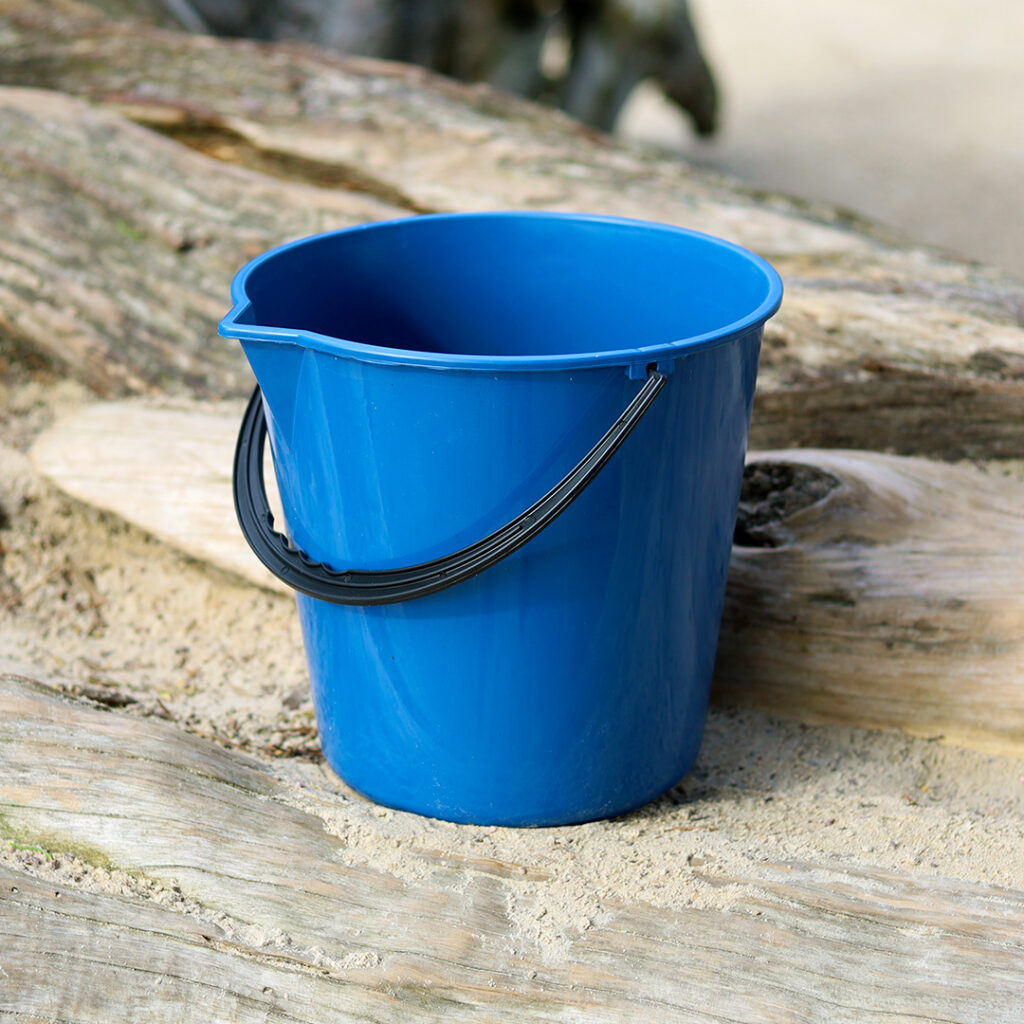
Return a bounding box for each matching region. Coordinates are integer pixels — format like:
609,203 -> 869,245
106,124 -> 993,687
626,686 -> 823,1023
232,368 -> 667,605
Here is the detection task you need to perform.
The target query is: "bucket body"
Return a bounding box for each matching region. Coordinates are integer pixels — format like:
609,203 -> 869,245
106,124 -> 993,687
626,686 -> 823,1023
221,212 -> 781,826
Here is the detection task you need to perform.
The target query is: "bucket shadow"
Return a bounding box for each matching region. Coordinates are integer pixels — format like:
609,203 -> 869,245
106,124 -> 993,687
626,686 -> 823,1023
611,701 -> 913,827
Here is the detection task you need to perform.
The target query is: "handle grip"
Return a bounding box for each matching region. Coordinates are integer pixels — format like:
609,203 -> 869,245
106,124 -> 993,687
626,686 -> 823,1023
233,369 -> 667,605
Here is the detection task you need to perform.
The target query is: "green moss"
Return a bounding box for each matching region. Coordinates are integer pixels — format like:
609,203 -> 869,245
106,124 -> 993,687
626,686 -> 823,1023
0,811 -> 116,870
113,218 -> 145,241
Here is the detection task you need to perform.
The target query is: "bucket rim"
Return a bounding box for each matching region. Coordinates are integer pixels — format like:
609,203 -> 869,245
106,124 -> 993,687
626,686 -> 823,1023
219,211 -> 783,372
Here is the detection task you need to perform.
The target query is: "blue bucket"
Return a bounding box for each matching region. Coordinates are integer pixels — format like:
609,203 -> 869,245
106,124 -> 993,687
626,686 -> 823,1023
221,212 -> 781,826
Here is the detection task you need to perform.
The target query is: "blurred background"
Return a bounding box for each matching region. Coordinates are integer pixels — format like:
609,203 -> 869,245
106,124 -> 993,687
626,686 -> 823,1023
107,0 -> 1024,280
620,0 -> 1024,281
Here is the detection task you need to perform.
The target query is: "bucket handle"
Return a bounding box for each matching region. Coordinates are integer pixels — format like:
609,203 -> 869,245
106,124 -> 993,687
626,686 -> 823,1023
233,368 -> 667,605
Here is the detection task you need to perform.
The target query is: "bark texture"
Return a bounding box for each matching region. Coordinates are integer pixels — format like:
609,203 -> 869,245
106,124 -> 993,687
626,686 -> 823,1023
1,0 -> 1024,458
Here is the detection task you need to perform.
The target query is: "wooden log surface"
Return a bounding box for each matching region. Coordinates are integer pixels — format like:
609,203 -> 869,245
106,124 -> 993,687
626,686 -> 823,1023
4,4 -> 1024,1020
2,0 -> 1024,457
721,450 -> 1024,756
0,83 -> 401,396
3,671 -> 1024,1024
28,401 -> 1024,757
29,398 -> 287,593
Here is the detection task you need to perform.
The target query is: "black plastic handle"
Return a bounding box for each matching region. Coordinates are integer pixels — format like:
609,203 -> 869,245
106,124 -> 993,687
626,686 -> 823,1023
233,368 -> 667,605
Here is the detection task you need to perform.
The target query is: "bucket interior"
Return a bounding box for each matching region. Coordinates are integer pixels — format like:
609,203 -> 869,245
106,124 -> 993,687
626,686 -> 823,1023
233,215 -> 776,359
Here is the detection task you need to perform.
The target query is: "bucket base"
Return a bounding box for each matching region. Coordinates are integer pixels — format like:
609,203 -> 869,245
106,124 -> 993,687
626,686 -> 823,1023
327,755 -> 700,828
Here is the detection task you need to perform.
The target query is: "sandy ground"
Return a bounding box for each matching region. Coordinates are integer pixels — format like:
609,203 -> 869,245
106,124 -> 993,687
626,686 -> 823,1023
620,0 -> 1024,280
3,353 -> 1024,936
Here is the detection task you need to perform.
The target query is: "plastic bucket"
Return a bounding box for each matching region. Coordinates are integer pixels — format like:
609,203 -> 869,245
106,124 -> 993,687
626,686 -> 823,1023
221,212 -> 782,826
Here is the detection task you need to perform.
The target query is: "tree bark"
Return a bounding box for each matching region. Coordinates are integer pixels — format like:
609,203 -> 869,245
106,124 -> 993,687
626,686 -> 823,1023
0,84 -> 400,396
1,0 -> 1024,456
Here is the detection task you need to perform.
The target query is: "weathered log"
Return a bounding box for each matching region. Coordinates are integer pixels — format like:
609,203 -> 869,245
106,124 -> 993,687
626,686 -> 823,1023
3,671 -> 1024,1024
2,1 -> 1024,456
0,84 -> 402,397
717,449 -> 1024,755
29,398 -> 287,592
4,8 -> 1024,1019
28,402 -> 1024,757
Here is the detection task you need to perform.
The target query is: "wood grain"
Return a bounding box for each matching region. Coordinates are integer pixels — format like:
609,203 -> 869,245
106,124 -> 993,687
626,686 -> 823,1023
0,84 -> 402,396
718,450 -> 1024,755
30,403 -> 1024,755
29,398 -> 288,594
2,1 -> 1024,456
3,671 -> 1024,1023
4,5 -> 1024,1018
